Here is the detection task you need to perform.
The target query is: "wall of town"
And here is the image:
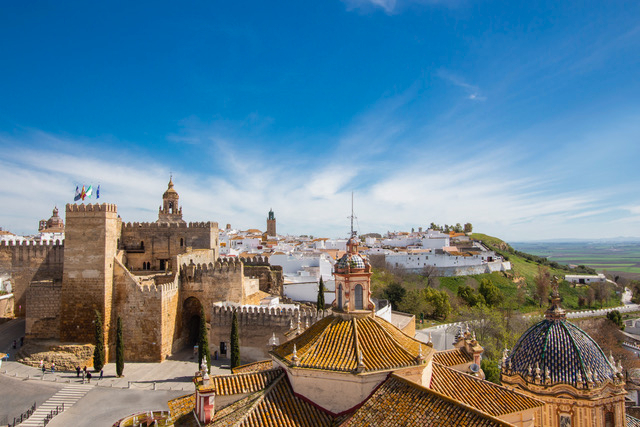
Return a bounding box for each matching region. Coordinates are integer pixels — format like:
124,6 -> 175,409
120,221 -> 219,272
26,281 -> 61,339
60,203 -> 120,350
0,240 -> 64,316
209,305 -> 325,363
242,257 -> 283,296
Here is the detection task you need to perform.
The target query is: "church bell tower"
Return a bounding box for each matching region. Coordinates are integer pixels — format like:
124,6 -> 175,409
158,177 -> 185,223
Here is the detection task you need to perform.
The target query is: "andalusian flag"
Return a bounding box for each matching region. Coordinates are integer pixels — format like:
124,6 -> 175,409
85,185 -> 93,199
74,186 -> 81,201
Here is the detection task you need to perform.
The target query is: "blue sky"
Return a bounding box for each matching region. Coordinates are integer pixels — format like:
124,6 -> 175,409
1,1 -> 640,241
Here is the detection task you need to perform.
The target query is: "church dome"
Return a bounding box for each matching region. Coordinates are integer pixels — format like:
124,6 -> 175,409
336,253 -> 367,270
506,318 -> 616,388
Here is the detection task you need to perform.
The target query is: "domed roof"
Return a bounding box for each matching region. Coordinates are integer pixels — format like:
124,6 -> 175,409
336,253 -> 367,270
506,318 -> 616,388
163,178 -> 178,198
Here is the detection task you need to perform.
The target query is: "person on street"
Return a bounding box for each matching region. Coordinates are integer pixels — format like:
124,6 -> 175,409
76,366 -> 81,377
87,371 -> 92,383
99,369 -> 104,380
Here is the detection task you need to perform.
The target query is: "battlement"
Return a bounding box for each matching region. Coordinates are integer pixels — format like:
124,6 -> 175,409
66,203 -> 118,213
240,256 -> 271,266
138,280 -> 179,294
0,239 -> 64,247
211,304 -> 320,319
122,221 -> 218,229
180,258 -> 243,277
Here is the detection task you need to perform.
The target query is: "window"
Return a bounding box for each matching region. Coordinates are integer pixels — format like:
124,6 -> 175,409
559,415 -> 571,427
355,284 -> 363,310
180,238 -> 184,247
605,412 -> 614,427
337,284 -> 343,309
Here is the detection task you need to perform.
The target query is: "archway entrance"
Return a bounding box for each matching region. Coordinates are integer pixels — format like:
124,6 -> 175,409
182,297 -> 203,348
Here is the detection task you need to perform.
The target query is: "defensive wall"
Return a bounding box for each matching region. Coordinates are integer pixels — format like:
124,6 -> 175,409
121,221 -> 219,271
240,256 -> 283,296
0,240 -> 64,316
60,203 -> 119,354
26,280 -> 61,339
209,305 -> 327,363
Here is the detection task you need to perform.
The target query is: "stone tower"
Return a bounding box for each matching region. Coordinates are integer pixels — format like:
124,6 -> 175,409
60,203 -> 120,345
266,209 -> 276,237
158,177 -> 185,223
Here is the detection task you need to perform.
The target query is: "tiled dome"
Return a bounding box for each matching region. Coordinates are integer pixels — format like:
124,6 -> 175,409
506,318 -> 616,388
336,253 -> 366,270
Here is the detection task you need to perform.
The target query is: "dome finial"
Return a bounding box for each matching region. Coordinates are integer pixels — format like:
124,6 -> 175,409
545,276 -> 566,321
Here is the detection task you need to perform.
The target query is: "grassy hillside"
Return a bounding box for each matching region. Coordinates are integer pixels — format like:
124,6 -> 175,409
371,233 -> 622,320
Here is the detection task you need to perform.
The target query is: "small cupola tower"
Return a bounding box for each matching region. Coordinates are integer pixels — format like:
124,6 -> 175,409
267,209 -> 276,237
332,194 -> 374,314
158,177 -> 185,223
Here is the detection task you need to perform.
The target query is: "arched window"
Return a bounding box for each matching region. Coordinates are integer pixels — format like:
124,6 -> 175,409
355,284 -> 363,310
180,238 -> 184,247
337,284 -> 343,309
168,201 -> 173,212
147,262 -> 151,270
140,241 -> 144,249
142,262 -> 146,271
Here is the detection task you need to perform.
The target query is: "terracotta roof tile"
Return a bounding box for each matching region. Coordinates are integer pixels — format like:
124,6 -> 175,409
209,373 -> 333,427
433,348 -> 473,366
231,360 -> 274,374
209,368 -> 282,396
167,393 -> 195,422
430,363 -> 543,417
341,374 -> 512,426
272,315 -> 433,373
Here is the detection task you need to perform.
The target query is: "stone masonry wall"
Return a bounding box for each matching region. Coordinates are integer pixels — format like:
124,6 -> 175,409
26,281 -> 62,339
0,241 -> 64,316
180,259 -> 246,305
0,294 -> 14,318
243,264 -> 283,296
60,204 -> 119,349
209,305 -> 325,363
112,259 -> 164,362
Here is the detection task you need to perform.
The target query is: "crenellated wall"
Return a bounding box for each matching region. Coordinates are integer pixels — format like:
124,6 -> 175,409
180,259 -> 246,304
241,256 -> 283,296
209,305 -> 326,363
120,221 -> 219,272
60,203 -> 120,349
0,240 -> 64,316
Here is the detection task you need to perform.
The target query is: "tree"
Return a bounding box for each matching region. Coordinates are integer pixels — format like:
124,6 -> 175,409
481,358 -> 500,384
93,310 -> 105,372
198,306 -> 211,373
592,282 -> 611,308
606,310 -> 624,329
382,282 -> 406,310
317,277 -> 325,313
230,309 -> 241,369
454,223 -> 463,233
478,279 -> 503,307
116,316 -> 124,377
429,222 -> 438,231
424,287 -> 451,320
420,265 -> 438,287
457,286 -> 484,307
534,266 -> 551,307
463,223 -> 473,233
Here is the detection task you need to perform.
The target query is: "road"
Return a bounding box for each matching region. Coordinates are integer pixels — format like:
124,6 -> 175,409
0,374 -> 64,425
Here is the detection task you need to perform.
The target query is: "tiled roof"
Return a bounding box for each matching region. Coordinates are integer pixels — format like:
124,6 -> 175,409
341,374 -> 512,426
272,315 -> 432,372
209,373 -> 333,427
627,414 -> 640,427
167,393 -> 195,422
209,368 -> 282,396
231,360 -> 274,374
506,318 -> 616,387
433,348 -> 473,367
430,363 -> 543,416
335,253 -> 367,269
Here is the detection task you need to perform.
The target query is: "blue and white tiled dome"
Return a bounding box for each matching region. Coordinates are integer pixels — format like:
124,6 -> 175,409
506,318 -> 616,387
336,253 -> 367,270
505,290 -> 618,388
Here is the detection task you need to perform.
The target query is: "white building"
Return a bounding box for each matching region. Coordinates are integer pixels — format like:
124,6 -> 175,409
565,274 -> 606,285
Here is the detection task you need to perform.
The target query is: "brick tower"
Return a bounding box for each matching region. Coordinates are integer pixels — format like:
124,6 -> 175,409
60,203 -> 120,345
266,209 -> 276,237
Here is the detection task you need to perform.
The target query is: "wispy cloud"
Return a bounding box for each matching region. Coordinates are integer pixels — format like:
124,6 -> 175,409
436,70 -> 487,101
342,0 -> 459,13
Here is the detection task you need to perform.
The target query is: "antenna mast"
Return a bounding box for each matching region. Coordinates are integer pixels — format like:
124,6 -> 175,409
349,192 -> 357,237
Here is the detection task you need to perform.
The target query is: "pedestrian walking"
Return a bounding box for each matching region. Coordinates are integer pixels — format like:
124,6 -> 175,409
76,366 -> 81,377
51,362 -> 55,373
83,366 -> 87,376
87,372 -> 92,383
82,370 -> 86,383
39,360 -> 44,369
42,365 -> 46,375
20,336 -> 24,346
99,369 -> 104,380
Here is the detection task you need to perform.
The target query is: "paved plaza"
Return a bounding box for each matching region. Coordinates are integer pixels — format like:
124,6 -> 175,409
0,318 -> 232,426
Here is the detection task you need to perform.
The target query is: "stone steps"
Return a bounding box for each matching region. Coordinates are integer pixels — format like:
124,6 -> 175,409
18,384 -> 93,426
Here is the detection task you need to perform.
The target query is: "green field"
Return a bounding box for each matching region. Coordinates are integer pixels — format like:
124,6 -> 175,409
511,241 -> 640,275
